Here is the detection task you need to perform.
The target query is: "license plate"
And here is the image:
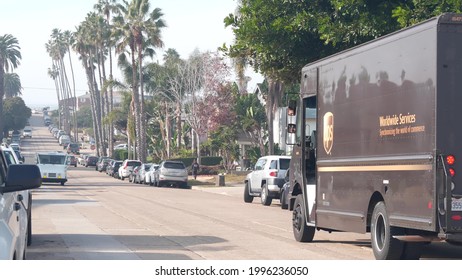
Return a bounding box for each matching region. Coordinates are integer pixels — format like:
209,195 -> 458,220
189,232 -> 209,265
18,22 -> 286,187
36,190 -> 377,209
451,198 -> 462,211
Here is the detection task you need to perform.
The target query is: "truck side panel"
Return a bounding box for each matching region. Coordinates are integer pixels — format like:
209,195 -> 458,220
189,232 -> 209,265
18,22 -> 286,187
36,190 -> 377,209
311,21 -> 438,233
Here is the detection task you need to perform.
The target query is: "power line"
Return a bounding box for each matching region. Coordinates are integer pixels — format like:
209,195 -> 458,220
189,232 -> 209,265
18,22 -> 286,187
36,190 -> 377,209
23,86 -> 87,92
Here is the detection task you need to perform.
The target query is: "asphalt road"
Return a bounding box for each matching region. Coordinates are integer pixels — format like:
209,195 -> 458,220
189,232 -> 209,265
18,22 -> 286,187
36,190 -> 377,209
20,113 -> 462,260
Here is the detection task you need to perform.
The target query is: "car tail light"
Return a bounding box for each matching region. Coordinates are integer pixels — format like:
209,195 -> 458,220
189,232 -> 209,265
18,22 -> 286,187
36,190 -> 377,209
269,171 -> 278,177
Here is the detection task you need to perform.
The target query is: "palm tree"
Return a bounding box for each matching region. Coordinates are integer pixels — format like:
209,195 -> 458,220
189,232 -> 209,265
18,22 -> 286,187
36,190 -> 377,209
0,34 -> 21,137
73,15 -> 104,157
113,0 -> 166,162
95,0 -> 119,157
47,66 -> 62,128
3,72 -> 22,98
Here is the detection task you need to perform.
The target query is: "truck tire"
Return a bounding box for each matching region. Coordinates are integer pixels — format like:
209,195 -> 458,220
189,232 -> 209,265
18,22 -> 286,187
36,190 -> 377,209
292,194 -> 315,242
261,184 -> 272,206
371,201 -> 403,259
244,182 -> 254,203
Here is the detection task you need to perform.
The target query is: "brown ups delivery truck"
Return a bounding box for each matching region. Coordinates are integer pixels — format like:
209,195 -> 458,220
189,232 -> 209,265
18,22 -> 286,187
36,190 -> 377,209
286,13 -> 462,259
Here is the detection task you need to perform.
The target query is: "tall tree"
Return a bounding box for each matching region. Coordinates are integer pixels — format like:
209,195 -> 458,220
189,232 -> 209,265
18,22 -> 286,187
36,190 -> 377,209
3,72 -> 22,98
224,0 -> 334,154
2,97 -> 31,135
113,0 -> 166,162
0,34 -> 21,137
95,0 -> 119,157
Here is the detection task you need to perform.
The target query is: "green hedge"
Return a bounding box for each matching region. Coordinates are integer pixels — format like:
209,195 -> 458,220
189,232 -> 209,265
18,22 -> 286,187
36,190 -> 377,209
170,156 -> 222,167
113,149 -> 128,160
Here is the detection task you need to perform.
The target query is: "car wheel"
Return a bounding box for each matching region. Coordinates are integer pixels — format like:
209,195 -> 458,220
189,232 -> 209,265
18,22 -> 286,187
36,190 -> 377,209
27,196 -> 32,246
260,184 -> 272,206
243,182 -> 254,203
280,188 -> 288,210
61,182 -> 65,186
292,194 -> 315,242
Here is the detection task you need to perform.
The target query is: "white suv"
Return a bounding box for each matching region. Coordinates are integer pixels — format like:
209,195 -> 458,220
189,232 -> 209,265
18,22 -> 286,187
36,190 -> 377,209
244,155 -> 291,206
118,160 -> 142,180
0,144 -> 41,259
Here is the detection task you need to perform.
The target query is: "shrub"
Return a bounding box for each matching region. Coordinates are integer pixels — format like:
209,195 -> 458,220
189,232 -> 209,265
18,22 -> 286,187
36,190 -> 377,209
113,149 -> 128,160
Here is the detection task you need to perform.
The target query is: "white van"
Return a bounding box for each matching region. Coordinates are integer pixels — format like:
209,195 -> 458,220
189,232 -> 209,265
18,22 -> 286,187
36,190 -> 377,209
36,152 -> 68,186
0,144 -> 41,259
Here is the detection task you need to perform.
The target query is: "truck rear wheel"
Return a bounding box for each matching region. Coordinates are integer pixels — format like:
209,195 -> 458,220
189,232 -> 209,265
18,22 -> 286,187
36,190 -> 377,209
292,194 -> 315,242
244,182 -> 254,203
371,201 -> 403,259
261,184 -> 272,206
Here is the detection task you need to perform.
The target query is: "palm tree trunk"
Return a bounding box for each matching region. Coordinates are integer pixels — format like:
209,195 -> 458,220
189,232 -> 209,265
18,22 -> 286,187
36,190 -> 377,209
131,47 -> 141,160
67,47 -> 78,143
138,46 -> 147,162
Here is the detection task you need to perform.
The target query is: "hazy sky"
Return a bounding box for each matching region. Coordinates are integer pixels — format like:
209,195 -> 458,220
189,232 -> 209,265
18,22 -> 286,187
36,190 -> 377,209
0,0 -> 261,108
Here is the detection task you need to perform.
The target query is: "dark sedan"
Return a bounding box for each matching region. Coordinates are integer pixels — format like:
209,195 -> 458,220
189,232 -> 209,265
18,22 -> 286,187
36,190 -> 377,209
85,156 -> 98,167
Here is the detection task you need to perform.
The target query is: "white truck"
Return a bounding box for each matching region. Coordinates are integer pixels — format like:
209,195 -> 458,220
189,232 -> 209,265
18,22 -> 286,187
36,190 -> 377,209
36,152 -> 68,186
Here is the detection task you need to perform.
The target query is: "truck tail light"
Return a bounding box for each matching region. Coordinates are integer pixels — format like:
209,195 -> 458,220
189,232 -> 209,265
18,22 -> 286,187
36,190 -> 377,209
269,171 -> 278,177
446,155 -> 456,177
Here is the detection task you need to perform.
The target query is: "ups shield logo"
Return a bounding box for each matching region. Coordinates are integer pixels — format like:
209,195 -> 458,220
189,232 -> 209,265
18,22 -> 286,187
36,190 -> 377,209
323,112 -> 334,155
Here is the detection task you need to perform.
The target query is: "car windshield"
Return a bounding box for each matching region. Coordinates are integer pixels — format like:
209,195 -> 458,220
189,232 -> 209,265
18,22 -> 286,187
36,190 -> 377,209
38,154 -> 67,165
164,162 -> 185,169
144,164 -> 151,170
127,161 -> 141,167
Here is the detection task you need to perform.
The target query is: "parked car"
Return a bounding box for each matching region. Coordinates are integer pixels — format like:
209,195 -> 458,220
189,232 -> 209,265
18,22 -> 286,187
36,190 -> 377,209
132,163 -> 151,184
67,155 -> 77,167
11,130 -> 21,143
280,168 -> 290,210
97,158 -> 112,173
0,144 -> 41,259
78,155 -> 88,165
9,142 -> 20,152
118,160 -> 142,180
145,164 -> 159,185
107,160 -> 123,178
114,143 -> 128,150
85,156 -> 98,167
66,143 -> 80,154
129,166 -> 142,183
58,134 -> 71,146
14,150 -> 24,163
36,152 -> 69,186
105,159 -> 115,175
244,155 -> 291,206
95,156 -> 110,171
154,160 -> 188,188
22,128 -> 32,138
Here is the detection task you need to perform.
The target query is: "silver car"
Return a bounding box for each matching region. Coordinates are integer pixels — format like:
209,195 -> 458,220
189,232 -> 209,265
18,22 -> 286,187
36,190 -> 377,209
153,160 -> 188,188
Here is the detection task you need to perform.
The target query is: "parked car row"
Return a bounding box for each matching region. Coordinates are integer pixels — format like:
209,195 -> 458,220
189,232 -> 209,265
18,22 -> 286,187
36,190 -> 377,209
85,156 -> 190,189
47,125 -> 80,155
